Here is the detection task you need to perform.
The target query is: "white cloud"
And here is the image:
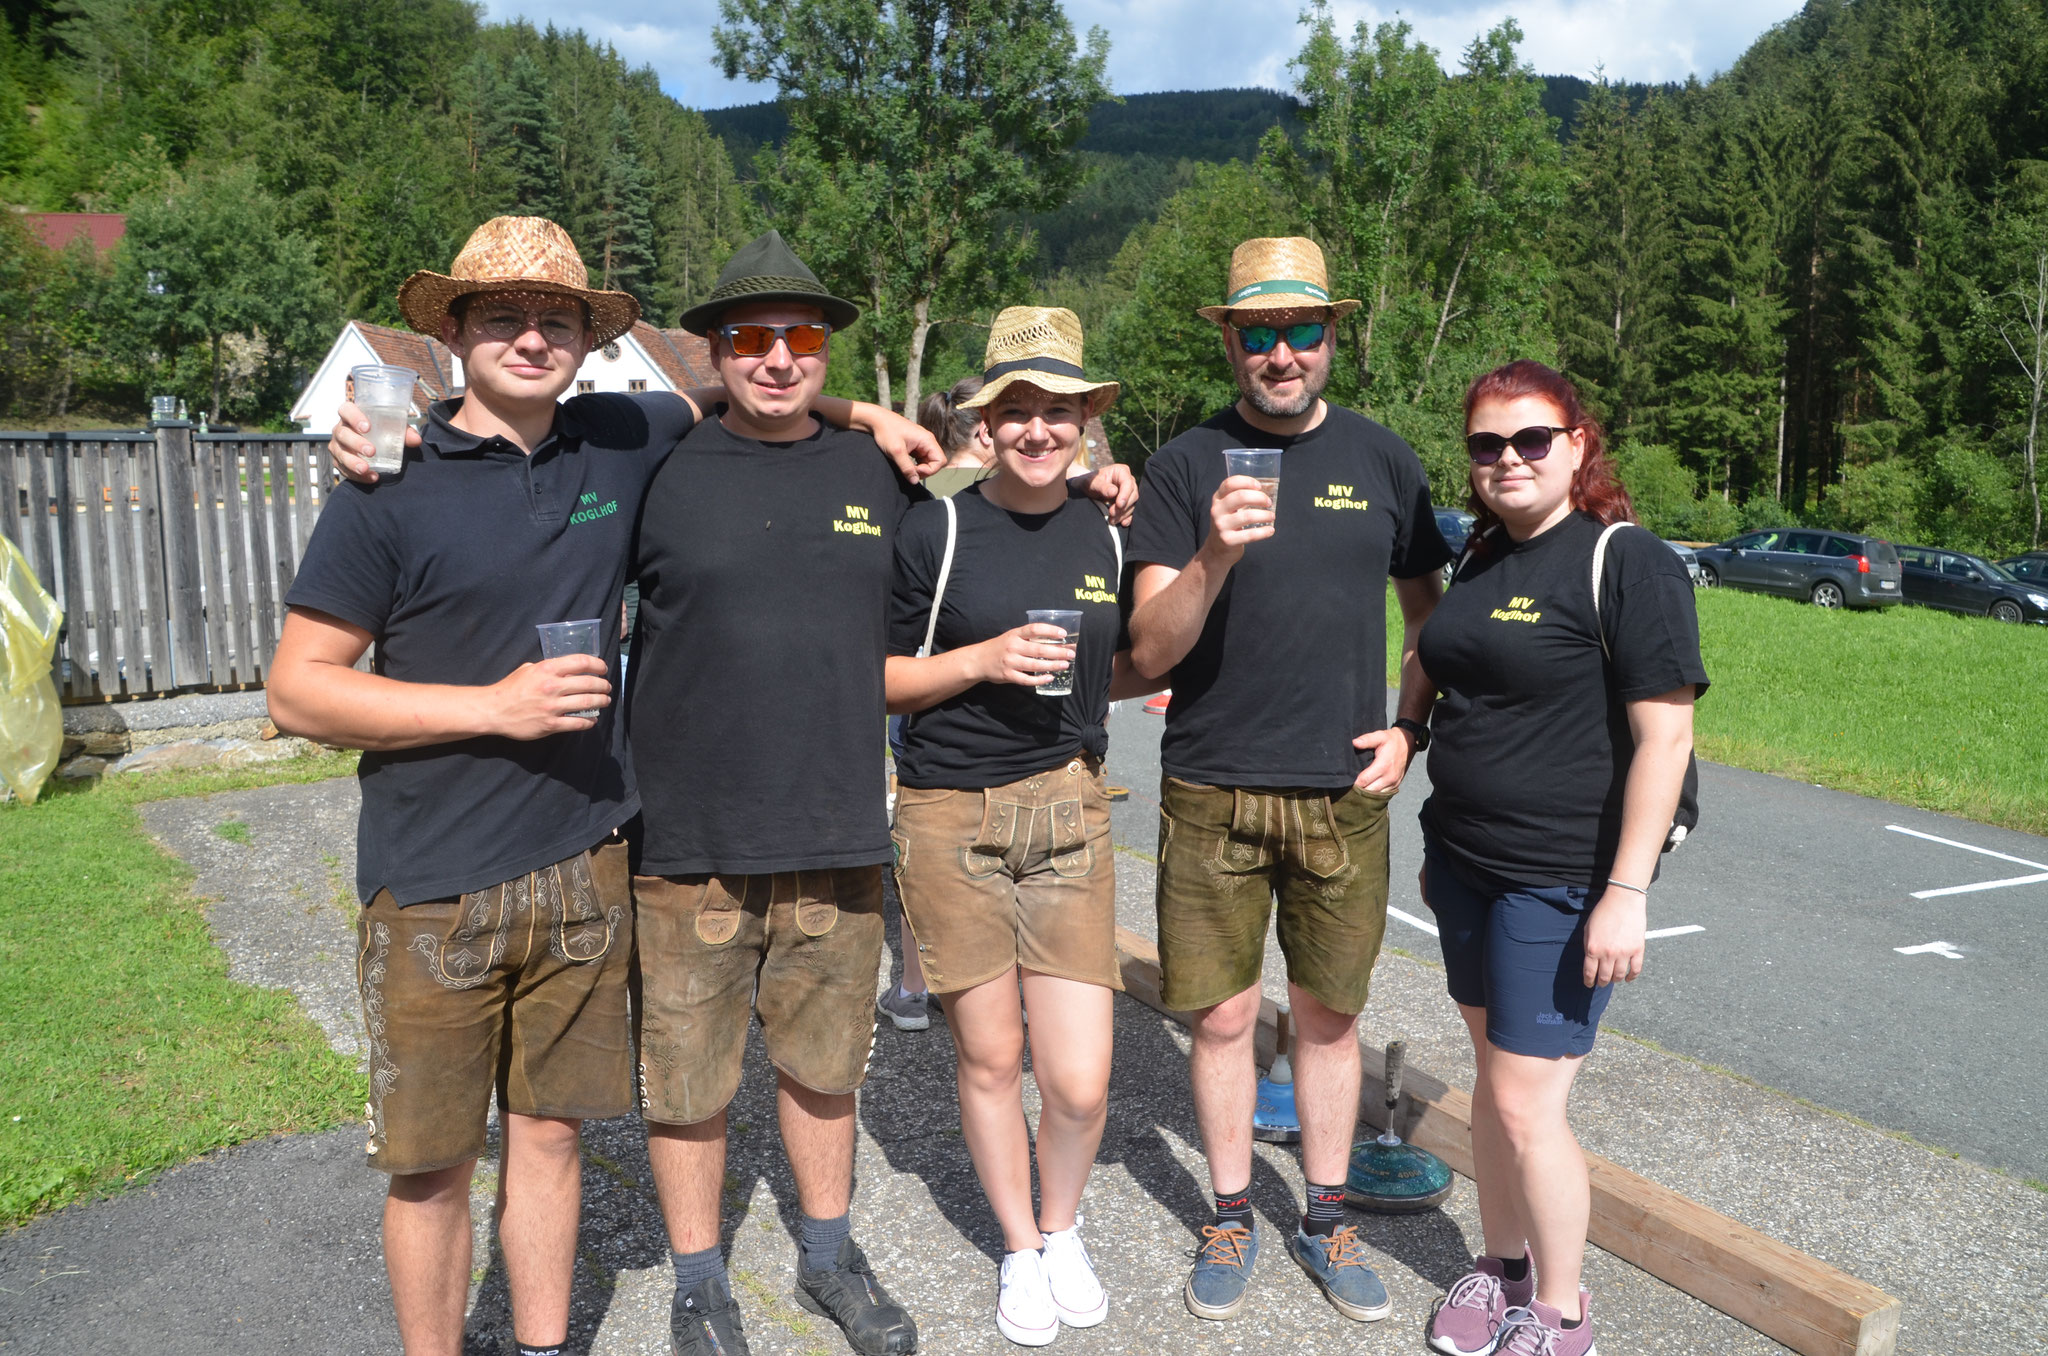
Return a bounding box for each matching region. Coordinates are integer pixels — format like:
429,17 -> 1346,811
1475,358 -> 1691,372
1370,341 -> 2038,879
478,1 -> 1806,109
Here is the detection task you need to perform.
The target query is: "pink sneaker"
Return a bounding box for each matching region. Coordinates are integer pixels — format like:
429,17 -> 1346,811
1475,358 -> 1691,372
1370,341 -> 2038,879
1497,1289 -> 1595,1356
1428,1255 -> 1534,1355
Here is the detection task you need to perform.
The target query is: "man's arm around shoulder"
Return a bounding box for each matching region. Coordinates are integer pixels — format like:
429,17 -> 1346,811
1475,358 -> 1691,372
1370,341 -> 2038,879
267,608 -> 612,752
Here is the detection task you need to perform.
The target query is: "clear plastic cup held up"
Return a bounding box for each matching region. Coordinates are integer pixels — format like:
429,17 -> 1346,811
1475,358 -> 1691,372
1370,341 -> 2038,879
1223,447 -> 1284,531
536,618 -> 605,720
350,364 -> 418,476
1025,609 -> 1084,698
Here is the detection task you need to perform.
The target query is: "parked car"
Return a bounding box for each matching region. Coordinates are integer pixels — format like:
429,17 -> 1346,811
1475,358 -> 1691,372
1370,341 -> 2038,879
1996,551 -> 2048,583
1896,545 -> 2048,624
1664,539 -> 1703,584
1436,507 -> 1475,583
1693,529 -> 1902,608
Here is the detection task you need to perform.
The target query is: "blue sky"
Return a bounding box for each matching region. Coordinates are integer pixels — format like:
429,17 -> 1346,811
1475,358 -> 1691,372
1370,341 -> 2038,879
479,1 -> 1807,109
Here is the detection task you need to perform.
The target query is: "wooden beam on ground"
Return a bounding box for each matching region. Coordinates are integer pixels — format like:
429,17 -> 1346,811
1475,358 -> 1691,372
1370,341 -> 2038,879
1112,927 -> 1901,1356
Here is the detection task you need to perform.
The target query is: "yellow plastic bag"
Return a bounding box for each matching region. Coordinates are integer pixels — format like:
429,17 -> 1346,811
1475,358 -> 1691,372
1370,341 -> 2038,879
0,533 -> 64,804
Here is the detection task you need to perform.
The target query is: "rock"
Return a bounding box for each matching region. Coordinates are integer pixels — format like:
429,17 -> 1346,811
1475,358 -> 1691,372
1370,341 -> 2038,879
75,729 -> 131,757
109,738 -> 299,775
57,755 -> 110,780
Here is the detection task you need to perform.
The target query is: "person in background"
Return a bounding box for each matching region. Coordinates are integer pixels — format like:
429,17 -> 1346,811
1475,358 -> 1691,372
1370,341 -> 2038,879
916,375 -> 995,497
885,306 -> 1159,1346
1418,360 -> 1705,1356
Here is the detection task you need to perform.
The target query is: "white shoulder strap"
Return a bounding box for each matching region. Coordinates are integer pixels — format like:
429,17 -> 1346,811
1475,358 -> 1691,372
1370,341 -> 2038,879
918,495 -> 959,659
1449,524 -> 1499,584
1107,513 -> 1123,580
1590,520 -> 1634,660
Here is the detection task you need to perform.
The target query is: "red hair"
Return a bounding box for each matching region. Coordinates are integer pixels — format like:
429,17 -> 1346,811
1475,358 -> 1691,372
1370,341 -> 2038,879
1462,360 -> 1633,543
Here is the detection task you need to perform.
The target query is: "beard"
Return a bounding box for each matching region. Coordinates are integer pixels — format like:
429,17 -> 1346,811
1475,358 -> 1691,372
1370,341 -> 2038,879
1238,359 -> 1331,419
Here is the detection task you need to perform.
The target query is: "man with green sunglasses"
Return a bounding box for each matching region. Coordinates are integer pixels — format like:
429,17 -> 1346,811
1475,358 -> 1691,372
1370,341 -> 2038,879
1127,235 -> 1451,1327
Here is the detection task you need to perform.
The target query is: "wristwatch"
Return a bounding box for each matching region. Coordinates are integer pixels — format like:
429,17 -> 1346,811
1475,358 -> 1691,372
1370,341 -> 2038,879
1392,717 -> 1431,752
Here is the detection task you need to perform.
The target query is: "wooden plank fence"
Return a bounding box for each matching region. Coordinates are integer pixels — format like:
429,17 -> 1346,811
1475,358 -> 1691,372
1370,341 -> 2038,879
0,426 -> 334,701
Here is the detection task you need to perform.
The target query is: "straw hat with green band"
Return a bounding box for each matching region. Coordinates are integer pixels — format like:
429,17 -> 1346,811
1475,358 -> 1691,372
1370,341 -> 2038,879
397,215 -> 641,346
678,228 -> 861,336
1194,236 -> 1361,323
958,306 -> 1119,417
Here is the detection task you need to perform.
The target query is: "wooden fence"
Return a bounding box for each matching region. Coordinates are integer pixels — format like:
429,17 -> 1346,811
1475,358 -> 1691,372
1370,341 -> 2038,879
0,426 -> 335,701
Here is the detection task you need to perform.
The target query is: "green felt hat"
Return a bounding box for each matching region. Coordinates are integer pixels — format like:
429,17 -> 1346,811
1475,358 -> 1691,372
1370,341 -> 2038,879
678,229 -> 861,336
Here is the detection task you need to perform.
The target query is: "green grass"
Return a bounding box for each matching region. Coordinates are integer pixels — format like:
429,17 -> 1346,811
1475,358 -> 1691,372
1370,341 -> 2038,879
0,751 -> 366,1226
1388,584 -> 2048,836
211,818 -> 252,845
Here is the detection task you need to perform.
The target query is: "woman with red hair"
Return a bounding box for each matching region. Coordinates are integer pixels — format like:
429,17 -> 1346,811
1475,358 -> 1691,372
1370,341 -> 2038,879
1418,361 -> 1707,1356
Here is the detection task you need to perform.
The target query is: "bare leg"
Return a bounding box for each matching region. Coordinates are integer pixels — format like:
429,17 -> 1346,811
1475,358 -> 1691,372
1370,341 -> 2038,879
495,1113 -> 582,1346
647,1111 -> 727,1254
1460,1005 -> 1530,1263
1486,1045 -> 1589,1320
1287,984 -> 1363,1186
948,969 -> 1039,1251
900,930 -> 929,994
1188,984 -> 1263,1197
385,1160 -> 476,1356
1020,970 -> 1114,1235
778,1074 -> 856,1220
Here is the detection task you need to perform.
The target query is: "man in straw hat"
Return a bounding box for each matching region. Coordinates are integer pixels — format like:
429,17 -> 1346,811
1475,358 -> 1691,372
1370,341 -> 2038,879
283,215 -> 940,1356
1125,236 -> 1450,1325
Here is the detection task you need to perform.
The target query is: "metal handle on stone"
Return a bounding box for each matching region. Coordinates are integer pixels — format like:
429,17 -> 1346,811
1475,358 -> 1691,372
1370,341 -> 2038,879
1384,1039 -> 1405,1113
1275,1005 -> 1290,1059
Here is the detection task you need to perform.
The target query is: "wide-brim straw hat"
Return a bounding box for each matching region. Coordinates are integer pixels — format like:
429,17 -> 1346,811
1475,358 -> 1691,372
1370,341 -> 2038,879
958,306 -> 1119,417
679,229 -> 861,336
1194,236 -> 1361,323
397,216 -> 641,346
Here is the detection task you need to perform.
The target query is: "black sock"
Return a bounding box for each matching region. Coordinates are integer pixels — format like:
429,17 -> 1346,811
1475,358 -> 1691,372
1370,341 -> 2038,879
1561,1313 -> 1584,1329
516,1343 -> 565,1356
1496,1253 -> 1529,1283
800,1211 -> 852,1272
1212,1190 -> 1253,1230
1301,1180 -> 1347,1236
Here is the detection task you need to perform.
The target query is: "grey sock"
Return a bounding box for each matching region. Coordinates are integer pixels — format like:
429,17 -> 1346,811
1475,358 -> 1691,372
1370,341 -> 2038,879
672,1245 -> 726,1299
799,1212 -> 852,1272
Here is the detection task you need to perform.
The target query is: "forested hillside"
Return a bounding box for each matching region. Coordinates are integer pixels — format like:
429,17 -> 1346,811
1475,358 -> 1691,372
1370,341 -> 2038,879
0,0 -> 751,424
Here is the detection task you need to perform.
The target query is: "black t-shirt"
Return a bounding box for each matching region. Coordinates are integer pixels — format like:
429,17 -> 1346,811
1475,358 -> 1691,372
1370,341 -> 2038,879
887,483 -> 1131,789
627,412 -> 926,875
1127,403 -> 1450,788
1418,513 -> 1710,893
285,393 -> 695,905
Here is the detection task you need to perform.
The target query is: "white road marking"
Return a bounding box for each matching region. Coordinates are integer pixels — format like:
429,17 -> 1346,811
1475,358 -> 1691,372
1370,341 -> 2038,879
1895,940 -> 1966,960
1387,906 -> 1439,937
1885,824 -> 2048,898
1912,872 -> 2048,899
1644,925 -> 1706,940
1886,824 -> 2048,869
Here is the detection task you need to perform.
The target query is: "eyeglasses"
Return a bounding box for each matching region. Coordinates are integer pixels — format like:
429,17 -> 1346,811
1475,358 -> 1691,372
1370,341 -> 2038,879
468,309 -> 586,346
718,322 -> 832,357
1466,425 -> 1572,466
1235,322 -> 1327,355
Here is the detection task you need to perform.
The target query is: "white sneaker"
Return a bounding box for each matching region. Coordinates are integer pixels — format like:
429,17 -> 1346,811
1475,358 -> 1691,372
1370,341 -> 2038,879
997,1247 -> 1059,1347
1040,1219 -> 1109,1328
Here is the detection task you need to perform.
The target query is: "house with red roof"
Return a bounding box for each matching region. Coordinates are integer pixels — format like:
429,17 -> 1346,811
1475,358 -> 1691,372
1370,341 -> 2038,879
20,212 -> 127,254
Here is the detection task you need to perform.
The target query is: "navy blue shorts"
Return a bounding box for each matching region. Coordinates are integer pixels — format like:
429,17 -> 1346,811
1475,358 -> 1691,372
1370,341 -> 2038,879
1421,844 -> 1612,1058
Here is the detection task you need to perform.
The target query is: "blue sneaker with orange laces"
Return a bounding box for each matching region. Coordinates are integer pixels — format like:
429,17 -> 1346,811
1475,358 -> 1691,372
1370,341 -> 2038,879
1288,1225 -> 1392,1322
1183,1221 -> 1258,1319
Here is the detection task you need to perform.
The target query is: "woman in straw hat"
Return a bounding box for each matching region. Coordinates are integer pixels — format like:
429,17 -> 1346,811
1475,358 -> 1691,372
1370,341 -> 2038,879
883,307 -> 1161,1347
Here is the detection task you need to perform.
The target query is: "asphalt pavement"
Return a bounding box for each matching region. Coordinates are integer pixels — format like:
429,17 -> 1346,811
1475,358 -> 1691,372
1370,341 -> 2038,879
1102,695 -> 2048,1183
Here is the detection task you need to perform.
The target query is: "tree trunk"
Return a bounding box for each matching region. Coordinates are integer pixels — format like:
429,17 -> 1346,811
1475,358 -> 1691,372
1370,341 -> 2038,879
2026,253 -> 2045,549
209,332 -> 223,422
1413,239 -> 1471,404
902,295 -> 932,419
1776,347 -> 1788,503
869,278 -> 892,409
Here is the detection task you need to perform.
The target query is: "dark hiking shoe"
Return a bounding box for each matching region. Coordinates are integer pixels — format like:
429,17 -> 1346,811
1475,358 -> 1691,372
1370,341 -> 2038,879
672,1272 -> 750,1356
794,1237 -> 919,1354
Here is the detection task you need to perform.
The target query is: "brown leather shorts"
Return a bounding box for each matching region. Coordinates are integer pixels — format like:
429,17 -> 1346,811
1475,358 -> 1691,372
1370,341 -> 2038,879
891,756 -> 1123,995
1154,778 -> 1392,1014
356,840 -> 633,1175
632,867 -> 885,1126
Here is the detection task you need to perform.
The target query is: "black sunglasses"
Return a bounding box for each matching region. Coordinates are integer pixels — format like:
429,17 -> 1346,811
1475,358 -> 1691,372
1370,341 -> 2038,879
1235,322 -> 1327,355
1466,425 -> 1571,466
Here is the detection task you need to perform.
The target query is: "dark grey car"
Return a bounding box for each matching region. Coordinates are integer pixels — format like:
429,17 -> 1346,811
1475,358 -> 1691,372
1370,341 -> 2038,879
1694,529 -> 1902,609
1897,545 -> 2048,624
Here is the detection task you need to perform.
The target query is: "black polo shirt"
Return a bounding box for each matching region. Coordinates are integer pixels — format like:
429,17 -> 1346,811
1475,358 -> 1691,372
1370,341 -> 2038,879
627,412 -> 926,876
1128,403 -> 1449,788
286,393 -> 694,904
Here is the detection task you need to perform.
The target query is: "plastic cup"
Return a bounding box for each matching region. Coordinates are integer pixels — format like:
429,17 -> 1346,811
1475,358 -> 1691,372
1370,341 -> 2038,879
150,395 -> 179,422
350,365 -> 418,476
536,619 -> 605,720
1025,609 -> 1084,698
1224,447 -> 1283,529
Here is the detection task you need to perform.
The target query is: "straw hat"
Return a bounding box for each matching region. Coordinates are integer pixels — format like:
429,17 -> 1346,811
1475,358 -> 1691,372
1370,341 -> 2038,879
679,229 -> 861,336
397,216 -> 640,346
1194,236 -> 1361,323
958,307 -> 1119,417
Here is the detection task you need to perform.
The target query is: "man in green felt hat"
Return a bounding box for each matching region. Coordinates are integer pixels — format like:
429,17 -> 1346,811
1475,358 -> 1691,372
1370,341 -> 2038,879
627,229 -> 923,1356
